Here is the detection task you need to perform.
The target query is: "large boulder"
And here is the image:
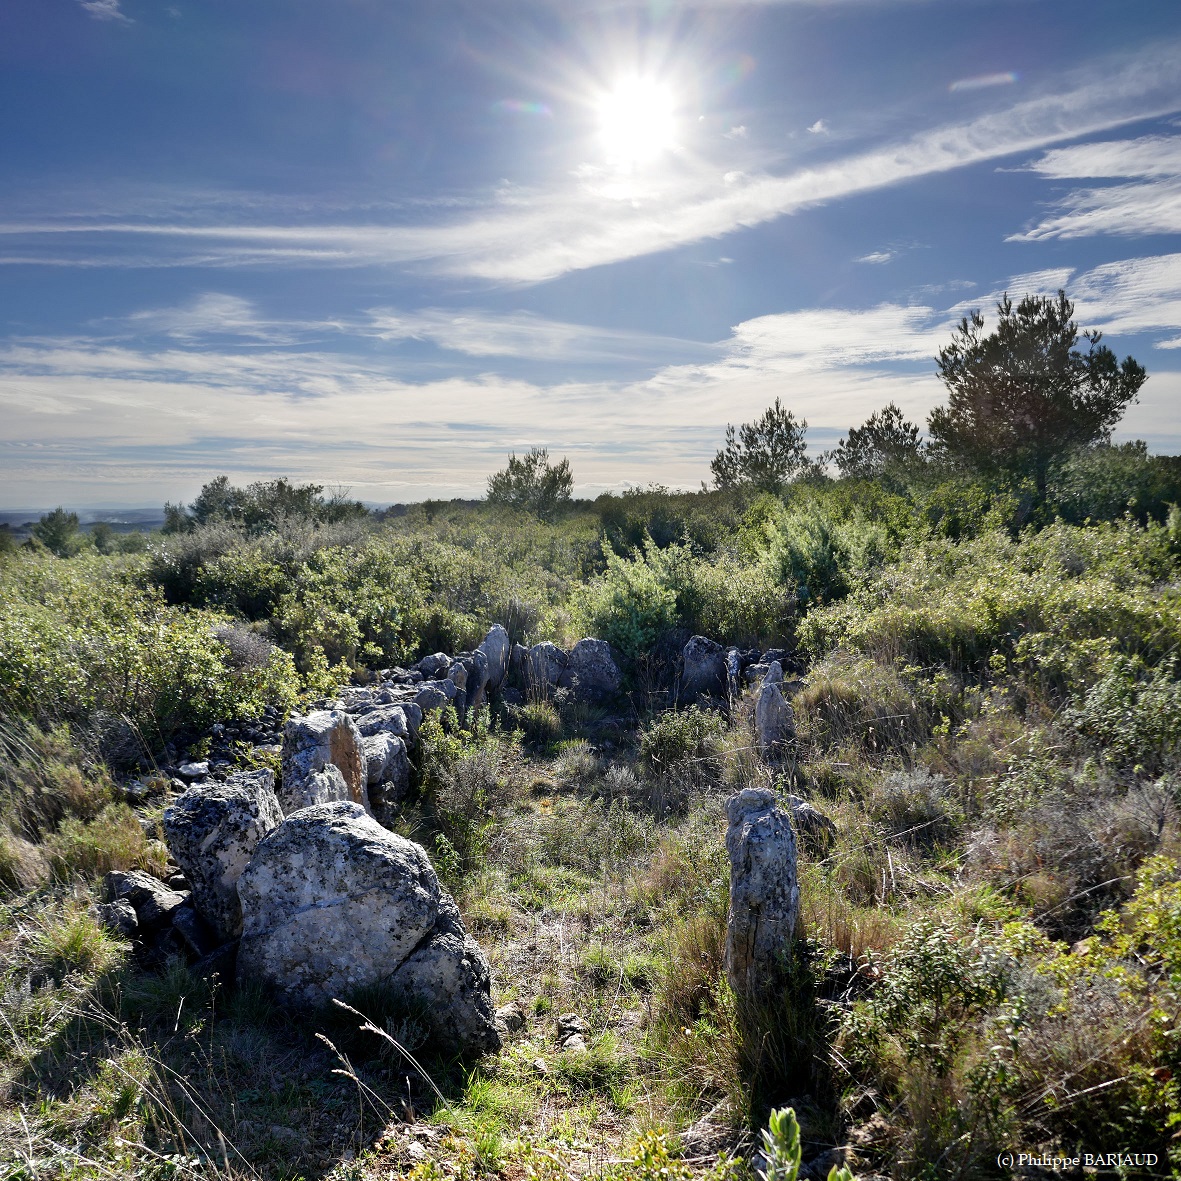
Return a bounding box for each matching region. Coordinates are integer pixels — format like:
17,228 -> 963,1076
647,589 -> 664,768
528,642 -> 567,691
479,625 -> 511,691
755,665 -> 796,756
724,788 -> 799,1002
163,769 -> 284,943
680,636 -> 728,701
558,639 -> 621,704
236,802 -> 500,1055
280,710 -> 369,816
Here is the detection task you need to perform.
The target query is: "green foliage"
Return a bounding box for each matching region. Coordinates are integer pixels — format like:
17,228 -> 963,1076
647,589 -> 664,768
486,447 -> 574,521
574,535 -> 794,656
45,802 -> 169,880
32,507 -> 86,558
801,520 -> 1181,694
1048,441 -> 1181,525
0,551 -> 300,746
573,540 -> 678,659
639,706 -> 726,781
759,1106 -> 801,1181
831,403 -> 922,482
930,290 -> 1147,495
841,921 -> 1019,1078
1063,657 -> 1181,774
164,474 -> 368,533
711,399 -> 808,493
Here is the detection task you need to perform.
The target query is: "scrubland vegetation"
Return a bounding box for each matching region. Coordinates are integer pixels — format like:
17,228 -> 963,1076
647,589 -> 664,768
2,295 -> 1181,1179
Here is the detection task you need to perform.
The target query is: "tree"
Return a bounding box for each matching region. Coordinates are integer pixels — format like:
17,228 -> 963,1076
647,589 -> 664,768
485,447 -> 573,520
710,399 -> 807,492
163,476 -> 368,533
32,507 -> 84,557
929,290 -> 1147,498
832,402 -> 922,480
90,521 -> 117,554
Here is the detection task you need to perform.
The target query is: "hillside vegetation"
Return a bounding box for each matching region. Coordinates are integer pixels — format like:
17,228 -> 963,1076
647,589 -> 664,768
3,290 -> 1181,1180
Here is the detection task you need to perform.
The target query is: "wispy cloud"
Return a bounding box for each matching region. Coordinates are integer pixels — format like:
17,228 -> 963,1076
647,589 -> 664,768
363,308 -> 711,363
807,119 -> 829,135
857,250 -> 895,264
5,247 -> 1181,506
1010,133 -> 1181,241
949,72 -> 1017,93
3,46 -> 1179,283
78,0 -> 131,23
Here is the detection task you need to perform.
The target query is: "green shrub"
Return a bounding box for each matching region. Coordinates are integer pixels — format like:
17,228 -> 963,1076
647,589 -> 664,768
573,540 -> 679,660
639,706 -> 727,781
801,521 -> 1181,696
1063,657 -> 1181,774
0,552 -> 300,745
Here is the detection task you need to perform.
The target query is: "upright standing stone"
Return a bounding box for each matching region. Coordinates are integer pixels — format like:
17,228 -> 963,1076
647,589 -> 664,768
163,769 -> 284,943
479,625 -> 511,691
280,710 -> 369,816
724,788 -> 799,1002
680,636 -> 728,701
558,638 -> 622,704
755,663 -> 796,756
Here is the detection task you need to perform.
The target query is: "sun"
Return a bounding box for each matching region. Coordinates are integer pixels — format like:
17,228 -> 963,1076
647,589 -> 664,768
595,76 -> 677,167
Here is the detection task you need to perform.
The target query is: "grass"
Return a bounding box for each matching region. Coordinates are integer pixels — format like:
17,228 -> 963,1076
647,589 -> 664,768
3,505 -> 1181,1178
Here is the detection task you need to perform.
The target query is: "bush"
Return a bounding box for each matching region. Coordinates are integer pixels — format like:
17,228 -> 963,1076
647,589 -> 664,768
1063,657 -> 1181,774
0,552 -> 300,746
638,706 -> 727,783
801,521 -> 1181,697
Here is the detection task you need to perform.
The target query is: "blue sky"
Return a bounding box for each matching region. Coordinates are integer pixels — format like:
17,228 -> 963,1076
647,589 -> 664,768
2,0 -> 1180,508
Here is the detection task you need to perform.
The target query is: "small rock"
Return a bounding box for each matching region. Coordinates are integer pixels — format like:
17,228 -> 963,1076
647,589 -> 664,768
167,873 -> 189,890
531,1056 -> 549,1075
406,1142 -> 428,1162
269,1125 -> 300,1147
171,900 -> 218,958
495,1001 -> 527,1033
98,899 -> 139,939
177,761 -> 210,782
103,870 -> 187,930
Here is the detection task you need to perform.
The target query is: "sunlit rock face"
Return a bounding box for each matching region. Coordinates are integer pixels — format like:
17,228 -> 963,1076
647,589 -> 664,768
279,710 -> 369,816
163,769 -> 284,943
236,801 -> 501,1056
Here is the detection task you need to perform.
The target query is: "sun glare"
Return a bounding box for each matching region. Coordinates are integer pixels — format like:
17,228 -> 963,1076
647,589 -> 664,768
596,77 -> 677,166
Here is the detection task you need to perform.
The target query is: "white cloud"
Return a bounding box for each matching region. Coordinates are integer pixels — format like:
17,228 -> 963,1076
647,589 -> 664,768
78,0 -> 130,22
1009,177 -> 1181,241
1024,134 -> 1181,179
4,45 -> 1180,283
1011,133 -> 1181,241
126,293 -> 277,341
725,125 -> 749,140
949,72 -> 1017,93
857,250 -> 895,264
363,308 -> 709,362
807,119 -> 829,135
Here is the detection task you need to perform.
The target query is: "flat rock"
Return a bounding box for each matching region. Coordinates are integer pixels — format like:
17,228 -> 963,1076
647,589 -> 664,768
103,869 -> 187,930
